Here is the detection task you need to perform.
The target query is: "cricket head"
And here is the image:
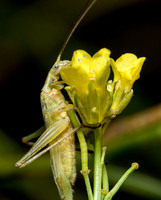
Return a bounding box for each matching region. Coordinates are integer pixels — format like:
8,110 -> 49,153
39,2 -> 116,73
51,60 -> 71,76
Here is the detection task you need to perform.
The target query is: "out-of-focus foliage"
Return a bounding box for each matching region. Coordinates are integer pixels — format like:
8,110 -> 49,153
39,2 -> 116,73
1,0 -> 161,199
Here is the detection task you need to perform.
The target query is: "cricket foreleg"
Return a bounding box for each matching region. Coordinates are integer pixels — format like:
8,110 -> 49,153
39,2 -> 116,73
44,104 -> 84,114
44,104 -> 73,113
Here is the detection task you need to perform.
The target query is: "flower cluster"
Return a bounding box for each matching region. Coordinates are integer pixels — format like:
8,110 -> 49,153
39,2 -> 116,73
60,48 -> 145,127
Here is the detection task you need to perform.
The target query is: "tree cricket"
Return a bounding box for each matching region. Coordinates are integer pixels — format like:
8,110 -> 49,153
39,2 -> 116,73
15,0 -> 96,200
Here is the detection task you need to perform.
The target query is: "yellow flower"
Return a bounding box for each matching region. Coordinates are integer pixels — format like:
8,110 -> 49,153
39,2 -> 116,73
61,48 -> 111,92
109,53 -> 146,115
60,48 -> 112,126
111,53 -> 146,93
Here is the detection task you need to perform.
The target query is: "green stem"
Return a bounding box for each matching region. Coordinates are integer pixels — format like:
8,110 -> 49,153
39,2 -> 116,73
100,147 -> 108,200
102,164 -> 109,193
100,146 -> 109,194
93,127 -> 102,200
68,110 -> 93,200
100,147 -> 109,193
104,163 -> 139,200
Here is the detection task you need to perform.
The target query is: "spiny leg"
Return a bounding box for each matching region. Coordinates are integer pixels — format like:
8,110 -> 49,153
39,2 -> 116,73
16,125 -> 80,168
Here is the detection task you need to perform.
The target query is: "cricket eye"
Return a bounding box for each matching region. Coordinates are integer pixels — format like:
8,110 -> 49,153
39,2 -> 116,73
53,64 -> 59,69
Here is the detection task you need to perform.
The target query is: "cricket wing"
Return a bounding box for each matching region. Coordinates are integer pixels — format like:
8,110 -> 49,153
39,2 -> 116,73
15,118 -> 70,168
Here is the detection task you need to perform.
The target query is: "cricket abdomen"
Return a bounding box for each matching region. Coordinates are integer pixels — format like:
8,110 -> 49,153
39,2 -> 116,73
50,127 -> 76,200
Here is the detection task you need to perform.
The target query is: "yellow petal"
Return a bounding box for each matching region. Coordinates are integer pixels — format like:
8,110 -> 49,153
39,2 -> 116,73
60,50 -> 91,93
72,50 -> 91,73
91,48 -> 111,86
116,53 -> 146,81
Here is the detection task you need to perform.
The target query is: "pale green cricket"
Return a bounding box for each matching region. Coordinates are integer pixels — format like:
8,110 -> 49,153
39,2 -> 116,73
16,58 -> 79,200
15,0 -> 96,200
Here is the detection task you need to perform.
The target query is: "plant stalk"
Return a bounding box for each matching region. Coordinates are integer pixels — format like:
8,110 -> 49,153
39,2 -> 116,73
93,127 -> 102,200
68,110 -> 93,200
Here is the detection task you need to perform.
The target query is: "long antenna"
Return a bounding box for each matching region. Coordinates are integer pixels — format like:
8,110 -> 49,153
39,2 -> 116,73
56,0 -> 96,63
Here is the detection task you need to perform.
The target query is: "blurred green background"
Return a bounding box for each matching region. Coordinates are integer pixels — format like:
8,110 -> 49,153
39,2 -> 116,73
1,0 -> 161,199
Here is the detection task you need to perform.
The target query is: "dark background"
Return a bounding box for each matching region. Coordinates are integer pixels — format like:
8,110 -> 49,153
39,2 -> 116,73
0,0 -> 161,199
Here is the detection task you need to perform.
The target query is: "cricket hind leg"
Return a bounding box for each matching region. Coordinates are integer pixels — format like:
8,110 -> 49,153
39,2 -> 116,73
15,118 -> 72,168
22,126 -> 45,146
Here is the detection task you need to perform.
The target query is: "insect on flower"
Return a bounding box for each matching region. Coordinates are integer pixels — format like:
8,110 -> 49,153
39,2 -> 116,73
15,0 -> 96,200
